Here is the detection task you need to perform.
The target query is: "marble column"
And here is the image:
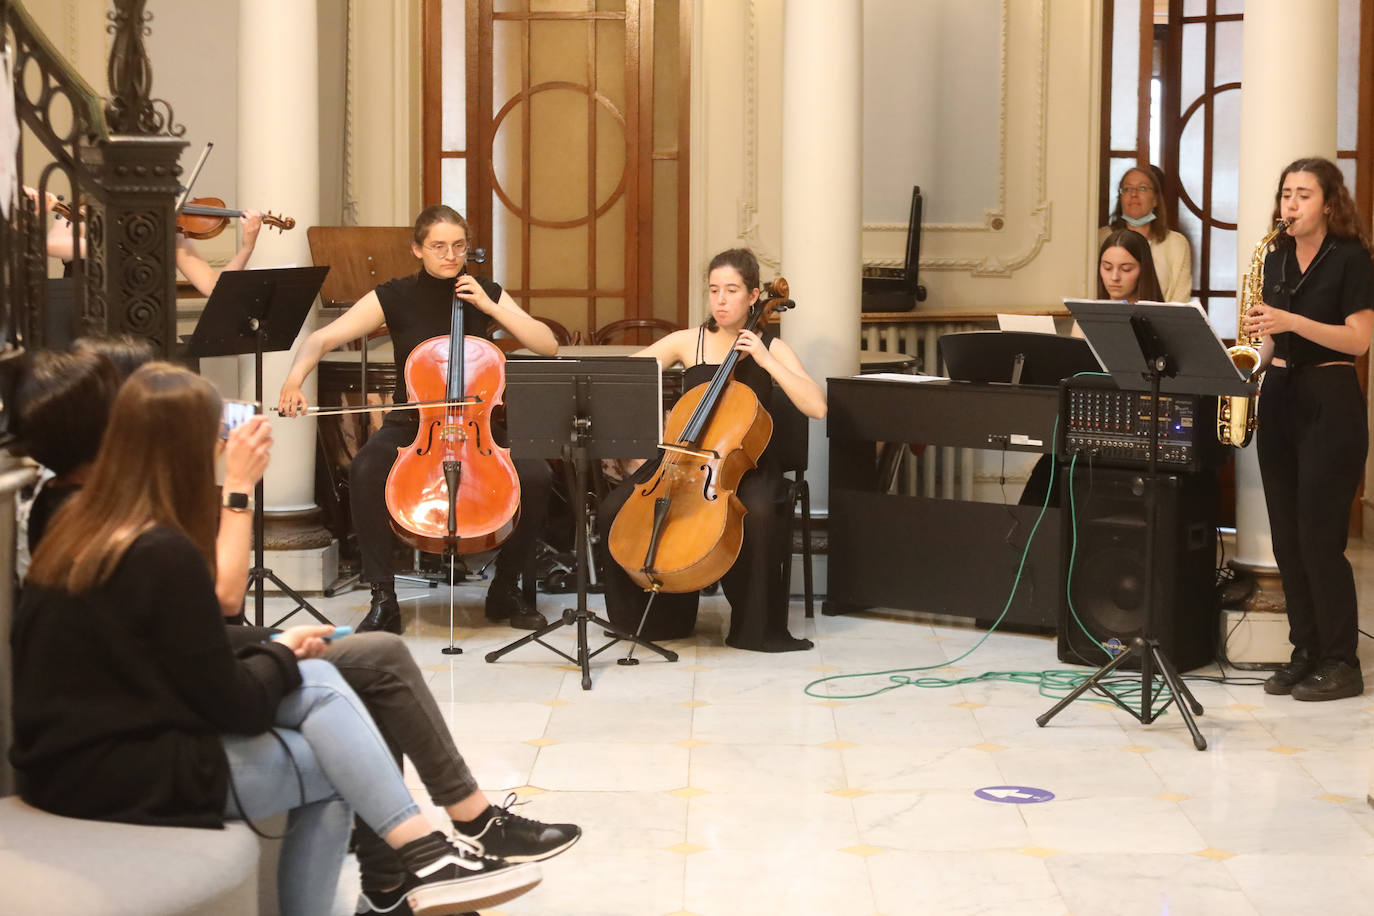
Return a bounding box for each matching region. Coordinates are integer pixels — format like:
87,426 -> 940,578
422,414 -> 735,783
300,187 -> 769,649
1230,0 -> 1338,620
779,0 -> 863,515
237,0 -> 335,586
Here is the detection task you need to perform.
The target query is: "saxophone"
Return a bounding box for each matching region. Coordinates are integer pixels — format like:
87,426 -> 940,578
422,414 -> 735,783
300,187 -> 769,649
1217,218 -> 1289,447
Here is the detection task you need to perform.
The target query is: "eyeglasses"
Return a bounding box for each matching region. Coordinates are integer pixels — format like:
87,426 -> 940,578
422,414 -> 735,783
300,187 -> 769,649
423,241 -> 468,257
1119,185 -> 1154,195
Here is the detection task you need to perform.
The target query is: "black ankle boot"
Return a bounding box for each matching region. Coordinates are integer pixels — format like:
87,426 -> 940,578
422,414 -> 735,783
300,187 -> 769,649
359,583 -> 403,635
485,579 -> 547,630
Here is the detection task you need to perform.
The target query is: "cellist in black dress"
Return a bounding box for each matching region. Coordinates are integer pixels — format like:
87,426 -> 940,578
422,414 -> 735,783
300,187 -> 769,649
279,206 -> 559,634
598,248 -> 827,652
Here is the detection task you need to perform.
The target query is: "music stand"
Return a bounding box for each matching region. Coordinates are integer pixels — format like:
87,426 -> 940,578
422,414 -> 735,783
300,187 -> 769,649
1036,300 -> 1255,751
187,266 -> 331,628
939,330 -> 1101,386
485,357 -> 678,690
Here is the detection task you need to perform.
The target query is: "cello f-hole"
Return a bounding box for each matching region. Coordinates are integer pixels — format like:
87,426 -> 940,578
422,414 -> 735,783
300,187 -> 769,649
467,418 -> 493,456
699,463 -> 717,501
416,420 -> 441,455
638,469 -> 666,498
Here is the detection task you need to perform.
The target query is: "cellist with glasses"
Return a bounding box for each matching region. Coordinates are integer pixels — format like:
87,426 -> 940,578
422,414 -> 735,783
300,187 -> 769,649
277,205 -> 558,634
598,248 -> 826,653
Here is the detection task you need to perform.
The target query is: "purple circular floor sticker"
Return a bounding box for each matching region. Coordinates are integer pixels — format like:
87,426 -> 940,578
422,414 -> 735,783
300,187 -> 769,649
974,785 -> 1055,804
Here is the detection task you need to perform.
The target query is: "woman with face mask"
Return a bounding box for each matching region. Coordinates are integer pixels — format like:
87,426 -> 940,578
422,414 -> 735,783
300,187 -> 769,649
1100,164 -> 1193,303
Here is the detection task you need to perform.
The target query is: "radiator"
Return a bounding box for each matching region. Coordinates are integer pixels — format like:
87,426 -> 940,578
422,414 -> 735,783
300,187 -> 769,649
859,319 -> 987,500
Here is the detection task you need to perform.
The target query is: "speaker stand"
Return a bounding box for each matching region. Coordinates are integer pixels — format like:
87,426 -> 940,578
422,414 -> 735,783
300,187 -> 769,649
1038,319 -> 1207,751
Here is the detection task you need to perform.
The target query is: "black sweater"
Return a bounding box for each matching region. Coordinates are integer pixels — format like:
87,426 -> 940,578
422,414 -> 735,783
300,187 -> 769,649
9,526 -> 302,828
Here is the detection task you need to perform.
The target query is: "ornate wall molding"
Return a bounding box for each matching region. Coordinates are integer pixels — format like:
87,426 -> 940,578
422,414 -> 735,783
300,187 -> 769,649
736,0 -> 780,271
341,0 -> 359,225
904,0 -> 1050,277
862,0 -> 1009,234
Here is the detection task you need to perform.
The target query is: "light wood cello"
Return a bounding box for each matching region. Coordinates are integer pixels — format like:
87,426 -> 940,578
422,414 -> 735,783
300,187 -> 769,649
608,278 -> 793,594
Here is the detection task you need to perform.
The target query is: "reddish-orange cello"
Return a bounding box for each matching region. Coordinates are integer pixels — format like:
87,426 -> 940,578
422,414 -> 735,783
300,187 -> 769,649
384,291 -> 520,554
607,279 -> 792,593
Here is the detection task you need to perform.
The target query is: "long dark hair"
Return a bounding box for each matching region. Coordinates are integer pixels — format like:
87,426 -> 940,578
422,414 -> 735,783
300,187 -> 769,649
27,363 -> 223,593
703,248 -> 762,332
1269,157 -> 1374,260
1097,229 -> 1165,302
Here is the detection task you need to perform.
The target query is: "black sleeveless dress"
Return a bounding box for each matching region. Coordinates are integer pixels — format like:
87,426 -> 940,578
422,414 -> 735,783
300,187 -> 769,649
596,327 -> 813,652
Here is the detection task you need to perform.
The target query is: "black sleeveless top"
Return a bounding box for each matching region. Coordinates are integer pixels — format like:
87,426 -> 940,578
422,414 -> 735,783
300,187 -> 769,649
685,324 -> 775,407
374,268 -> 503,405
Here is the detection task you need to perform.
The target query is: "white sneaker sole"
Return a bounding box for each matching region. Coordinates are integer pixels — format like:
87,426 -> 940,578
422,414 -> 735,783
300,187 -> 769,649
407,862 -> 541,916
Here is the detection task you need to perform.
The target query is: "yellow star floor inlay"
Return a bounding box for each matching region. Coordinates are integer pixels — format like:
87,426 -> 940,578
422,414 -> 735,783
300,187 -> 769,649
839,844 -> 885,857
1018,847 -> 1062,859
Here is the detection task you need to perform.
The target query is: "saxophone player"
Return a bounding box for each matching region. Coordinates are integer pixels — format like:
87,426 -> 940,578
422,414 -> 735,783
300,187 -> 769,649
1244,157 -> 1374,702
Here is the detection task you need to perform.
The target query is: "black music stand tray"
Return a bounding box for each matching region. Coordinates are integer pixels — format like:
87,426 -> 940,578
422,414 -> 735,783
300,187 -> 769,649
485,357 -> 678,690
939,330 -> 1101,386
1036,300 -> 1255,751
187,266 -> 331,628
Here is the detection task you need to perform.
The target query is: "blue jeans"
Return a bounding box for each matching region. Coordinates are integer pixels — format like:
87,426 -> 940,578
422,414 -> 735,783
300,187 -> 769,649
221,658 -> 422,916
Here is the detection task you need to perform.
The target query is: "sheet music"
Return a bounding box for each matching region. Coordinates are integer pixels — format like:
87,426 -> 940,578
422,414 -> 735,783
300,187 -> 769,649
855,372 -> 947,383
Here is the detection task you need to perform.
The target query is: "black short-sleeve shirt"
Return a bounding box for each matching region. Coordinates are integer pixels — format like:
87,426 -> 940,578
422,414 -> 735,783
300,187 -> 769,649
374,268 -> 503,405
1263,236 -> 1374,366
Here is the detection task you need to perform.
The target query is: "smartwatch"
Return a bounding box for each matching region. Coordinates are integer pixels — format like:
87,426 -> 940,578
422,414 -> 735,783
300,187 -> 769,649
222,490 -> 253,512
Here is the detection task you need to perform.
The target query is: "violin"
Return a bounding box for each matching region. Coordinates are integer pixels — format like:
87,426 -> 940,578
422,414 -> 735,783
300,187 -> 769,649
607,277 -> 794,594
36,193 -> 293,242
177,197 -> 295,240
383,289 -> 521,554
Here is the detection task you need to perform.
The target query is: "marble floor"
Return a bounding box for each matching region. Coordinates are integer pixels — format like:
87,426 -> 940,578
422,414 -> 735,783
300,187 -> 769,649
261,547 -> 1374,916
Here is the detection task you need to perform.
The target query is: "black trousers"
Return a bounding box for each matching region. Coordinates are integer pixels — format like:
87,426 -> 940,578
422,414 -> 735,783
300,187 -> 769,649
350,417 -> 551,588
1256,365 -> 1366,667
597,460 -> 797,650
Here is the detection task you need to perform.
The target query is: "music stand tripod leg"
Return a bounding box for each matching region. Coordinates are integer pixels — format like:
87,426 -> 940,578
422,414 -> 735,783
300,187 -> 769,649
1150,642 -> 1207,750
485,397 -> 677,688
1035,643 -> 1137,727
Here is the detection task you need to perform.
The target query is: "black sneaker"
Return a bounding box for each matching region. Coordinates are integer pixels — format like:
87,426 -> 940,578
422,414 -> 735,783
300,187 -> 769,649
360,583 -> 403,635
1263,652 -> 1316,696
484,581 -> 547,630
459,793 -> 582,863
1291,660 -> 1364,702
400,833 -> 540,916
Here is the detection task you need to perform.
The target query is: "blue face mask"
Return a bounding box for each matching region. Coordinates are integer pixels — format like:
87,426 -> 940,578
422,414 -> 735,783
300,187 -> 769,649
1123,212 -> 1157,228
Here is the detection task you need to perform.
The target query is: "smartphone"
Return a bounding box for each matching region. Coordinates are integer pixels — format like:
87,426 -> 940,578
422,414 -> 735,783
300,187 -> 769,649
220,399 -> 259,439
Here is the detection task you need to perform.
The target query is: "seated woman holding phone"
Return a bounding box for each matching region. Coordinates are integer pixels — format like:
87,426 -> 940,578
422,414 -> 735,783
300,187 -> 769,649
13,340 -> 579,916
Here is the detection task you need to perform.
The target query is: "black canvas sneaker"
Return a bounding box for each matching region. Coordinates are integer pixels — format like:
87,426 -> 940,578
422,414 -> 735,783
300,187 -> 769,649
458,793 -> 582,863
398,832 -> 540,916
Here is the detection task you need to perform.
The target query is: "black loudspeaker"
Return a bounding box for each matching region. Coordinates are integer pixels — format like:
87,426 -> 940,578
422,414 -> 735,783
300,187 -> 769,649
1058,467 -> 1218,672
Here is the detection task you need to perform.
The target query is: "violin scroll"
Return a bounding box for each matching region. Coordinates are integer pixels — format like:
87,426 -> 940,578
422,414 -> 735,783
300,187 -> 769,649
263,212 -> 295,233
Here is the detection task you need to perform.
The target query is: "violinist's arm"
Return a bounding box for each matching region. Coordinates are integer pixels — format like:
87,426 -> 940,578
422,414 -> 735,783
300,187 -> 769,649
46,217 -> 83,261
757,337 -> 827,419
176,238 -> 218,297
177,212 -> 263,297
277,292 -> 387,416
